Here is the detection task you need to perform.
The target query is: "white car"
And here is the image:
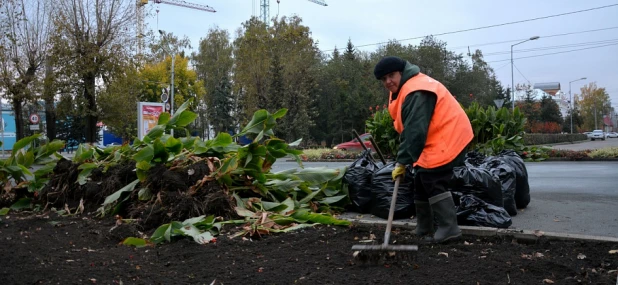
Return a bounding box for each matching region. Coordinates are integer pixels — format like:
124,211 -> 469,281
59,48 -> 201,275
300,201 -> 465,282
606,132 -> 618,138
590,130 -> 605,141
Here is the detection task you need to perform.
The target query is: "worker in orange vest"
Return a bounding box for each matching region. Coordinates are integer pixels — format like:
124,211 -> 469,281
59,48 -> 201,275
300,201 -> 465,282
374,56 -> 473,243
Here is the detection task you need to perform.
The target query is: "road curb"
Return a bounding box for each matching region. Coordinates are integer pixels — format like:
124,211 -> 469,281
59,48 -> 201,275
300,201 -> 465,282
343,217 -> 618,243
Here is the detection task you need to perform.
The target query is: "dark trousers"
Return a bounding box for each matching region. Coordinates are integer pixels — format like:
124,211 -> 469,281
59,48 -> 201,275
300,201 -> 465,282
413,168 -> 454,201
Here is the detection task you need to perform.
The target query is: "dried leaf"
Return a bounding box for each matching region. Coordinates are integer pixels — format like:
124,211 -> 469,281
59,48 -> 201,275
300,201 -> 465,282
438,252 -> 448,258
369,233 -> 376,240
577,253 -> 586,260
553,219 -> 560,222
533,230 -> 545,237
535,252 -> 545,258
608,249 -> 618,254
543,279 -> 554,284
352,251 -> 360,258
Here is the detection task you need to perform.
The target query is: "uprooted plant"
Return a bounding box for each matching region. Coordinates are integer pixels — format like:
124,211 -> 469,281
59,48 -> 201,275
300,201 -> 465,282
24,99 -> 351,245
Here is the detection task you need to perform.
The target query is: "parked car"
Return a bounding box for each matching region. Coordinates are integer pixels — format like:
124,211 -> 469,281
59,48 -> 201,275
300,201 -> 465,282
333,133 -> 375,152
590,130 -> 605,141
606,132 -> 618,138
583,132 -> 592,138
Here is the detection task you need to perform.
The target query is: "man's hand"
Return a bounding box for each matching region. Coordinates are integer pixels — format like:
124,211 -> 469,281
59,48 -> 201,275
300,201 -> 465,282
391,163 -> 405,180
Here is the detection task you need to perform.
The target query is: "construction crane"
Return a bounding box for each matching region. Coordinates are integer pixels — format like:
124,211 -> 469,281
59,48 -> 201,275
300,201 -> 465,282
259,0 -> 327,26
136,0 -> 216,58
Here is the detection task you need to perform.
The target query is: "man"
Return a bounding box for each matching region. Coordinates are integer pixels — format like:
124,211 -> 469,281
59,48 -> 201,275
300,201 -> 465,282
373,56 -> 473,243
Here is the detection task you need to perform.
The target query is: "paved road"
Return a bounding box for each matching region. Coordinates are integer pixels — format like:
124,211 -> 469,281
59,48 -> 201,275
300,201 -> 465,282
272,159 -> 618,238
550,136 -> 618,151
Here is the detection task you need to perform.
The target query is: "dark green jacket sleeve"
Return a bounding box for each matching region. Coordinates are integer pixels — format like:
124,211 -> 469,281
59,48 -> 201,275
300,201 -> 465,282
396,90 -> 437,165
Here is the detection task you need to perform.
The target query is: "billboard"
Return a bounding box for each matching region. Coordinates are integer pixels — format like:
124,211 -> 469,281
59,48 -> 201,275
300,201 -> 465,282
137,102 -> 165,140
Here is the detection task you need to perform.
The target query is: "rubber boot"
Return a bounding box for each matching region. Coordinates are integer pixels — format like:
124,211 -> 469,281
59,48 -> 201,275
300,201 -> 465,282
429,192 -> 461,243
414,200 -> 434,242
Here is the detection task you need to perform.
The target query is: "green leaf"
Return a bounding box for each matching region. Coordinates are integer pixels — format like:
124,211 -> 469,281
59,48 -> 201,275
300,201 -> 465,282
290,168 -> 340,185
34,163 -> 56,178
133,145 -> 154,162
289,138 -> 302,147
0,208 -> 9,215
272,108 -> 288,119
165,136 -> 182,154
146,125 -> 166,140
10,198 -> 32,210
179,224 -> 216,244
77,163 -> 97,185
12,134 -> 40,153
299,189 -> 322,204
122,237 -> 151,247
136,160 -> 151,171
22,151 -> 35,168
150,223 -> 171,244
291,209 -> 350,226
318,195 -> 347,205
138,188 -> 153,201
235,207 -> 256,217
261,201 -> 288,213
169,111 -> 198,127
102,179 -> 140,207
158,112 -> 171,125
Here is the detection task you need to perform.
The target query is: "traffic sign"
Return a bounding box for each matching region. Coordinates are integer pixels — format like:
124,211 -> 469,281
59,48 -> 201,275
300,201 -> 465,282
29,113 -> 40,124
165,102 -> 171,111
161,92 -> 169,103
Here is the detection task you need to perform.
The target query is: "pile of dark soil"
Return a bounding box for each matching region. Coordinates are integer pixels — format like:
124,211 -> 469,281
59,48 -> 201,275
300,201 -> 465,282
1,212 -> 616,284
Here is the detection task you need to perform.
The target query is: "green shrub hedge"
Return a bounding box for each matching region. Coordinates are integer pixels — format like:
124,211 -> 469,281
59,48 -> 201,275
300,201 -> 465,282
523,133 -> 588,145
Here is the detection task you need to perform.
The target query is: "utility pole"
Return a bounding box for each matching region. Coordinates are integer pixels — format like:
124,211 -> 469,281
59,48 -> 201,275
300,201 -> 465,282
159,30 -> 175,136
568,77 -> 586,134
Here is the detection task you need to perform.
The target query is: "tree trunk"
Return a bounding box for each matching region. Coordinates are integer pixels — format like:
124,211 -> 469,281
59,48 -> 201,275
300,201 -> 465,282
83,73 -> 98,143
43,61 -> 56,140
13,99 -> 24,140
44,100 -> 56,141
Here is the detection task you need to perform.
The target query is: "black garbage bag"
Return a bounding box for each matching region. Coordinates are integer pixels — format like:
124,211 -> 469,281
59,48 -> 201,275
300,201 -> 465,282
497,150 -> 530,209
370,162 -> 415,220
456,195 -> 512,228
482,157 -> 517,216
465,151 -> 486,167
451,165 -> 503,207
343,150 -> 383,213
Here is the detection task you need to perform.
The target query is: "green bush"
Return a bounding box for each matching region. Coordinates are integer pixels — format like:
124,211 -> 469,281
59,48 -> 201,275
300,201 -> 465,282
365,108 -> 399,158
465,102 -> 527,156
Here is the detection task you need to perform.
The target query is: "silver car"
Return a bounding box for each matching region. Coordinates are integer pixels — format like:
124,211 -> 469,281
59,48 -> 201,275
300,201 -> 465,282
590,130 -> 605,141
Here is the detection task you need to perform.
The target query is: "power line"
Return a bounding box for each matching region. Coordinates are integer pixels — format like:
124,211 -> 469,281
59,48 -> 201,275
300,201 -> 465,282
324,4 -> 618,52
482,39 -> 618,56
513,63 -> 531,84
487,43 -> 618,63
450,26 -> 618,50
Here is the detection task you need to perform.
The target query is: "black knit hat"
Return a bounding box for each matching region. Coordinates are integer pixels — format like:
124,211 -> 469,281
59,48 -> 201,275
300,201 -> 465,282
373,56 -> 406,79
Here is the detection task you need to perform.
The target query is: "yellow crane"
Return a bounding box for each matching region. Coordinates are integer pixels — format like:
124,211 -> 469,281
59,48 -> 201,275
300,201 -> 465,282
136,0 -> 216,57
259,0 -> 327,26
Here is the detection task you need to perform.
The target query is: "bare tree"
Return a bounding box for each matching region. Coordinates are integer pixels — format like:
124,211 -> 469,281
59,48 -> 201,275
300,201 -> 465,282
52,0 -> 135,143
0,0 -> 52,140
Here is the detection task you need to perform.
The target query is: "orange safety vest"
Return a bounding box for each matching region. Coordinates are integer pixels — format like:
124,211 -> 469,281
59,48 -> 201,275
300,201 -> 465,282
388,73 -> 473,169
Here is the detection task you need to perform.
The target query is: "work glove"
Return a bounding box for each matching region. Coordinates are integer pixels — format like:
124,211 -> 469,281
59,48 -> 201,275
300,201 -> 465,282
391,163 -> 405,181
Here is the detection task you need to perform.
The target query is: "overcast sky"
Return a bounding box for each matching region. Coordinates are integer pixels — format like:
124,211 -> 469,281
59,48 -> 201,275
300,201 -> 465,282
146,0 -> 618,110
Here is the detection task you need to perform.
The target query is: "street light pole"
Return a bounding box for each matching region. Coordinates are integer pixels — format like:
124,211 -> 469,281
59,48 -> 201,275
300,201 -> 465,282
159,30 -> 175,136
511,36 -> 540,111
568,77 -> 586,134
